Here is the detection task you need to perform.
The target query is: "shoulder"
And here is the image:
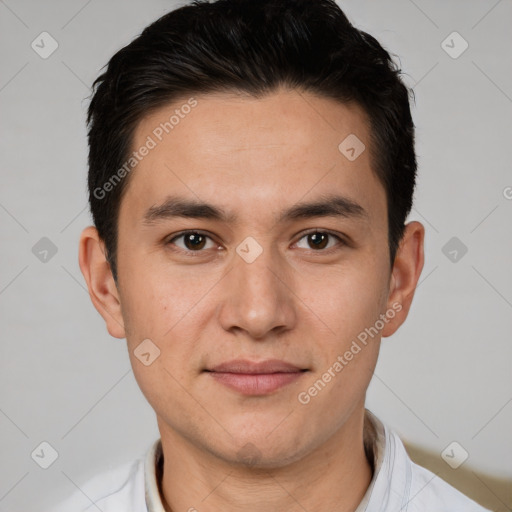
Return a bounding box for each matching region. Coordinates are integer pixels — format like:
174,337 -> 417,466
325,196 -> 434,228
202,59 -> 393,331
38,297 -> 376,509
364,410 -> 491,512
53,457 -> 147,512
389,430 -> 491,512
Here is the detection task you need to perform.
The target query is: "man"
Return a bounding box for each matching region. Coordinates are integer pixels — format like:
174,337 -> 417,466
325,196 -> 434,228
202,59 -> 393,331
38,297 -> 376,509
61,0 -> 490,510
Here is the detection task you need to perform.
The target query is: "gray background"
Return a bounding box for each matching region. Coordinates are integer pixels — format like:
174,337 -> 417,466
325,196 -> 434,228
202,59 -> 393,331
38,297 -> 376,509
0,0 -> 511,510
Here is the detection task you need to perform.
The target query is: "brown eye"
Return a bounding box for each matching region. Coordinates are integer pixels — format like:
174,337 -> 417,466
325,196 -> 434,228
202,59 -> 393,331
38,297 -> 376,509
183,233 -> 206,250
307,232 -> 328,249
168,231 -> 215,252
295,231 -> 342,251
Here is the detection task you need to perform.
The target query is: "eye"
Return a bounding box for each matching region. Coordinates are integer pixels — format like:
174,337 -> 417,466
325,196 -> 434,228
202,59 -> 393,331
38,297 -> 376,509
167,231 -> 217,252
295,231 -> 343,251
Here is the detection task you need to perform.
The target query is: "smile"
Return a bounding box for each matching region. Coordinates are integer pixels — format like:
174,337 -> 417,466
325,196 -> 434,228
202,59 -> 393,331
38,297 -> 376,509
205,359 -> 308,395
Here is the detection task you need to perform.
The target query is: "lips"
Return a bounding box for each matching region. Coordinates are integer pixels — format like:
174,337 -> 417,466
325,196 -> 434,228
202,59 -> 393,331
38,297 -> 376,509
205,359 -> 307,395
209,359 -> 304,374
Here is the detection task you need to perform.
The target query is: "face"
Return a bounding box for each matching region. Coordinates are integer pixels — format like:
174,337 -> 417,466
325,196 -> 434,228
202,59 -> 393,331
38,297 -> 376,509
87,89 -> 419,468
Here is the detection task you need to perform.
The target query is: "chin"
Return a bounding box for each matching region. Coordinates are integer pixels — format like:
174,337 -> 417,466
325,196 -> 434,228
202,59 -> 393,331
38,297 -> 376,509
204,431 -> 312,470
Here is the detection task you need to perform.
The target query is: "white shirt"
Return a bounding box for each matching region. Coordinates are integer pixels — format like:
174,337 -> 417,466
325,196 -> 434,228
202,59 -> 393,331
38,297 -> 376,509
55,410 -> 490,511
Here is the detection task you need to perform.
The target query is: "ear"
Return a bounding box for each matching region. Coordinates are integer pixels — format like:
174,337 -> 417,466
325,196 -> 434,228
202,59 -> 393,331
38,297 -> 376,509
78,226 -> 126,339
382,221 -> 425,338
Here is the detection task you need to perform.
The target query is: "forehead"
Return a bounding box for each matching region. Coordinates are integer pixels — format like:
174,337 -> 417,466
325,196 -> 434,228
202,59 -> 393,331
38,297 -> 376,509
121,89 -> 385,226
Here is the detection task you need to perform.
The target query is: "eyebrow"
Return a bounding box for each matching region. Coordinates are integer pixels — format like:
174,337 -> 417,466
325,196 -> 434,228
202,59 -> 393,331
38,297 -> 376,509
279,194 -> 367,223
142,194 -> 368,226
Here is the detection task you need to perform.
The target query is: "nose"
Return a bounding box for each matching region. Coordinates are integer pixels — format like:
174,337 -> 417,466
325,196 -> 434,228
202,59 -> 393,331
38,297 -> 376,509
217,244 -> 297,340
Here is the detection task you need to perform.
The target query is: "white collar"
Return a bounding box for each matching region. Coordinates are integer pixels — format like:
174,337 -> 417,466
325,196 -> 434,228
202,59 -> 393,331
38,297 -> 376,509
144,409 -> 386,512
144,434 -> 166,512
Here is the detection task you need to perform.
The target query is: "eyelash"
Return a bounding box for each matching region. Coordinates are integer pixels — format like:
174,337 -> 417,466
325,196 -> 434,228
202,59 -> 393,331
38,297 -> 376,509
166,229 -> 346,255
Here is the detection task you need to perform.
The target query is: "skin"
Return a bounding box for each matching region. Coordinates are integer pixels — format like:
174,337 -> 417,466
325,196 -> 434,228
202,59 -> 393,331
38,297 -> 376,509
79,89 -> 424,512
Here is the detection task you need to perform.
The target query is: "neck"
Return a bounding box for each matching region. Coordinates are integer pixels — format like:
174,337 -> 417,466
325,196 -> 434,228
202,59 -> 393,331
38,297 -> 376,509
157,407 -> 374,512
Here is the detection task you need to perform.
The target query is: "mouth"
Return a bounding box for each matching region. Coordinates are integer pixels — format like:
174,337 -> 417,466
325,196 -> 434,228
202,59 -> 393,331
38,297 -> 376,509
204,359 -> 308,395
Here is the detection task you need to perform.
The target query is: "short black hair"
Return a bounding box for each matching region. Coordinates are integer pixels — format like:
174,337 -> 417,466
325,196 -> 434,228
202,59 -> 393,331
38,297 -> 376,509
87,0 -> 417,281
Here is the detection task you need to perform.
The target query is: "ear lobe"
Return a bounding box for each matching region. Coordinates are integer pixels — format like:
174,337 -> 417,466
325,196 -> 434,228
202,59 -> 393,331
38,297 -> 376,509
78,226 -> 126,339
381,221 -> 425,338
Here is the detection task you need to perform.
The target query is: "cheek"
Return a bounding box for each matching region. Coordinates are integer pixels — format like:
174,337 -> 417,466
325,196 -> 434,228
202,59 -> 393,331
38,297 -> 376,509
119,263 -> 205,341
297,273 -> 385,411
122,276 -> 203,415
119,267 -> 217,400
301,261 -> 389,346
